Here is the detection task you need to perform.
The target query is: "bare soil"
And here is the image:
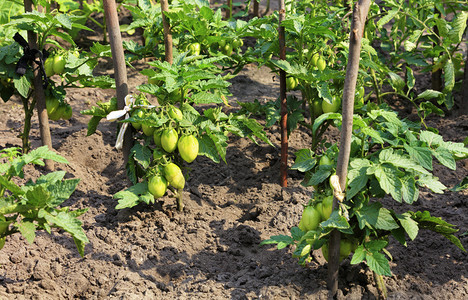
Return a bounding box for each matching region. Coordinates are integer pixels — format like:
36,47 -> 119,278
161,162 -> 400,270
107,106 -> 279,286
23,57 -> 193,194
0,7 -> 467,300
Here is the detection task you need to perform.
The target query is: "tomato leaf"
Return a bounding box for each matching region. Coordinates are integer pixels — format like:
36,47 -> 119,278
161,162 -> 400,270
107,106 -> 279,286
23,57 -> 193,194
372,164 -> 403,202
366,252 -> 392,276
450,176 -> 468,192
417,175 -> 446,194
114,182 -> 153,210
260,235 -> 295,250
355,202 -> 399,231
291,149 -> 316,173
350,245 -> 366,265
17,221 -> 36,244
131,144 -> 152,169
46,179 -> 80,207
404,144 -> 433,171
396,213 -> 419,241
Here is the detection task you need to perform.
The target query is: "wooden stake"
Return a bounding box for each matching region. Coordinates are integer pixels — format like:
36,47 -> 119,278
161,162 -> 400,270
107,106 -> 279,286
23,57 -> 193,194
24,0 -> 53,170
278,0 -> 287,187
328,0 -> 371,297
161,0 -> 173,65
102,0 -> 131,164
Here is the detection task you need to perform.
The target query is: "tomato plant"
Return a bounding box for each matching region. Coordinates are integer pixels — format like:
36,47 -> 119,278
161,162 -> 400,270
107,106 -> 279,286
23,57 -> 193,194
263,105 -> 468,276
0,146 -> 88,256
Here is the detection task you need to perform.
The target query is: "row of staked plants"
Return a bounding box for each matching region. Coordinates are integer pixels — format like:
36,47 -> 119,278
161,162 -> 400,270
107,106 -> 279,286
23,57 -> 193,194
0,0 -> 467,288
259,0 -> 468,285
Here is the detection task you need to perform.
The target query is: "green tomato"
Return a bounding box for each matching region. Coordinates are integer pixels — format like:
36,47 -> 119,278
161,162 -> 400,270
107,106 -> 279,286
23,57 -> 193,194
298,205 -> 321,232
218,39 -> 226,48
321,239 -> 354,262
286,76 -> 298,91
53,55 -> 66,74
61,104 -> 73,120
311,53 -> 320,67
131,108 -> 145,130
168,106 -> 183,121
221,43 -> 233,56
321,96 -> 341,113
46,96 -> 59,117
153,130 -> 163,148
178,135 -> 199,163
320,195 -> 333,221
49,102 -> 66,121
164,163 -> 185,189
44,57 -> 55,77
317,57 -> 326,72
142,124 -> 155,136
187,43 -> 201,56
312,99 -> 323,116
148,174 -> 168,198
232,38 -> 243,49
319,155 -> 332,166
161,128 -> 178,153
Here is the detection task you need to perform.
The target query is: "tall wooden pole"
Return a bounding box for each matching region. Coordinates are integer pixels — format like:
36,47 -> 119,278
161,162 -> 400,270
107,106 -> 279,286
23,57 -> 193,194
278,0 -> 287,187
102,0 -> 131,164
161,0 -> 173,65
24,0 -> 53,170
328,0 -> 371,297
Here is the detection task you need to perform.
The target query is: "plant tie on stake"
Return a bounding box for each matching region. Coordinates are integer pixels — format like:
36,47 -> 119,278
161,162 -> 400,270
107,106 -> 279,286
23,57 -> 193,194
107,94 -> 155,150
330,174 -> 349,220
13,33 -> 49,89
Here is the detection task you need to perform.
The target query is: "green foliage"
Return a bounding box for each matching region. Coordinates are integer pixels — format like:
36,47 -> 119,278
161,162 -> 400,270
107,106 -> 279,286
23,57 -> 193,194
264,104 -> 467,276
0,146 -> 88,256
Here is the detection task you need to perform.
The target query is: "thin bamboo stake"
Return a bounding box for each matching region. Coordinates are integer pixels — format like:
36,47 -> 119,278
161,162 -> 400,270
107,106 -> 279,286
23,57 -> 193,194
328,0 -> 371,297
278,0 -> 287,187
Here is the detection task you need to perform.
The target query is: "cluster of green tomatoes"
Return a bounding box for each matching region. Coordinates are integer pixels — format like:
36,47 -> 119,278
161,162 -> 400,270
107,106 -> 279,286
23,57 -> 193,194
297,154 -> 358,262
43,52 -> 74,121
131,103 -> 199,199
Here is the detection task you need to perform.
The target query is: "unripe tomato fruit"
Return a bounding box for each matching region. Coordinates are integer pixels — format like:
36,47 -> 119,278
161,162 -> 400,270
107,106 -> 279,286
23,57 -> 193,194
322,96 -> 341,113
49,102 -> 66,121
53,55 -> 66,74
131,109 -> 145,130
187,43 -> 201,56
317,57 -> 326,72
153,131 -> 163,148
46,97 -> 59,117
164,163 -> 185,189
221,44 -> 233,56
320,195 -> 333,221
62,104 -> 73,120
142,124 -> 155,136
169,106 -> 183,121
218,39 -> 226,48
286,76 -> 298,91
148,174 -> 168,198
312,99 -> 323,116
178,135 -> 199,163
311,53 -> 320,67
321,239 -> 355,262
44,57 -> 55,77
232,38 -> 243,49
298,206 -> 321,232
161,128 -> 178,153
319,155 -> 332,166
